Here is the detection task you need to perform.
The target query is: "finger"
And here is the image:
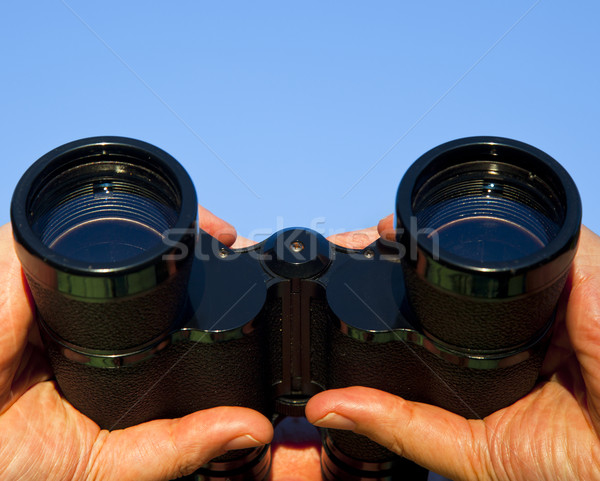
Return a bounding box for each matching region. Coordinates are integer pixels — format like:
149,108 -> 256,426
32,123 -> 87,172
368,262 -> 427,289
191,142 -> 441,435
0,223 -> 35,406
231,235 -> 258,249
377,214 -> 395,241
576,225 -> 600,259
565,225 -> 600,431
197,205 -> 237,247
540,272 -> 573,377
306,386 -> 487,480
91,407 -> 273,481
327,226 -> 379,249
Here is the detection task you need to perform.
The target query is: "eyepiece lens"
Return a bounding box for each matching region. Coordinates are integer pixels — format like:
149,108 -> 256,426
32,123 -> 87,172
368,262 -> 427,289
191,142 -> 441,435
431,216 -> 546,263
44,204 -> 171,265
29,156 -> 180,264
413,162 -> 563,264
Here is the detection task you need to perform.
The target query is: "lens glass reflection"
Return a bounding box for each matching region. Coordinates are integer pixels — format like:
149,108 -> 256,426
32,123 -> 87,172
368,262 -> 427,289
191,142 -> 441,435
429,210 -> 545,263
29,160 -> 180,264
414,164 -> 562,264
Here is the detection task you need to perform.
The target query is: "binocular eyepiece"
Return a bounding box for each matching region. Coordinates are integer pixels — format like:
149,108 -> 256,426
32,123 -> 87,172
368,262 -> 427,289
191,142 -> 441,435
11,136 -> 581,480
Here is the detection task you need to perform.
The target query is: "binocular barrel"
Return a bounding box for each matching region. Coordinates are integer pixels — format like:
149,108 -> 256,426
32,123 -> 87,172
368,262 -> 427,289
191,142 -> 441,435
396,138 -> 581,350
11,138 -> 198,350
11,136 -> 581,480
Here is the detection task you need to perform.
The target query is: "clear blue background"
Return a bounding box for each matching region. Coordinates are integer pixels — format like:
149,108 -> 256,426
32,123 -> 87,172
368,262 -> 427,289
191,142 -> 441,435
2,1 -> 598,240
2,3 -> 598,479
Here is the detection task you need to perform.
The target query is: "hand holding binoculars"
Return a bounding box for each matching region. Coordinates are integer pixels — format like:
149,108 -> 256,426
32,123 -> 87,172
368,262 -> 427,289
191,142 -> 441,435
10,136 -> 581,480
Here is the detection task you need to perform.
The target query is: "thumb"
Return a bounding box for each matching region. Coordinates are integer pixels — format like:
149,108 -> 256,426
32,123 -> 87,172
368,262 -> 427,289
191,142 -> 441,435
91,407 -> 273,481
377,213 -> 395,241
198,205 -> 238,247
306,386 -> 487,481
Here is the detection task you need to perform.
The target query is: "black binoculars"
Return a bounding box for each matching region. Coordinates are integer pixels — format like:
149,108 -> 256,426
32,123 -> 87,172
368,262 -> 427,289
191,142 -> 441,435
11,136 -> 581,480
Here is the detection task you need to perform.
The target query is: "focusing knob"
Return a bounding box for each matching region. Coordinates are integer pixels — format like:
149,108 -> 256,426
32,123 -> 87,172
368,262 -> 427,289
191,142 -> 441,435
261,228 -> 332,279
274,396 -> 310,417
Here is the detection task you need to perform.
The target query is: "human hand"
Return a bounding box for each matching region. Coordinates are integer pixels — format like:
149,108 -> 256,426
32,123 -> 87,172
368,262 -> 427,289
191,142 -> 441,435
0,206 -> 273,481
306,214 -> 600,480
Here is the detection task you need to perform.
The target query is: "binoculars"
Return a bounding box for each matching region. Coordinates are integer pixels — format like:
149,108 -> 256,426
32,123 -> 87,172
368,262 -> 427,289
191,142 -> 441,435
11,136 -> 581,480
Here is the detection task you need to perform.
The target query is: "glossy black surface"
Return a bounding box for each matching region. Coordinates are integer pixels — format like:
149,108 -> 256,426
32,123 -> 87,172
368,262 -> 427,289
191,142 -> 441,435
11,136 -> 582,481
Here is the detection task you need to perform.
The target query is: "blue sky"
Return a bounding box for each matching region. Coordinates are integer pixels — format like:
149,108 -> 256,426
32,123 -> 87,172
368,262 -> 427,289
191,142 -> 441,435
2,3 -> 597,480
2,2 -> 598,241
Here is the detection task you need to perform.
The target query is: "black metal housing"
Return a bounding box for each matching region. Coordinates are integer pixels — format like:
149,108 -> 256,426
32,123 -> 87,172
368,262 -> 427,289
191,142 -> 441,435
10,136 -> 582,481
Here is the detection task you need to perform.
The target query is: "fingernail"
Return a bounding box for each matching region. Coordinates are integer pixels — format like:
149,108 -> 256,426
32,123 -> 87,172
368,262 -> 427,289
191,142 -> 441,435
223,434 -> 263,452
312,413 -> 357,431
